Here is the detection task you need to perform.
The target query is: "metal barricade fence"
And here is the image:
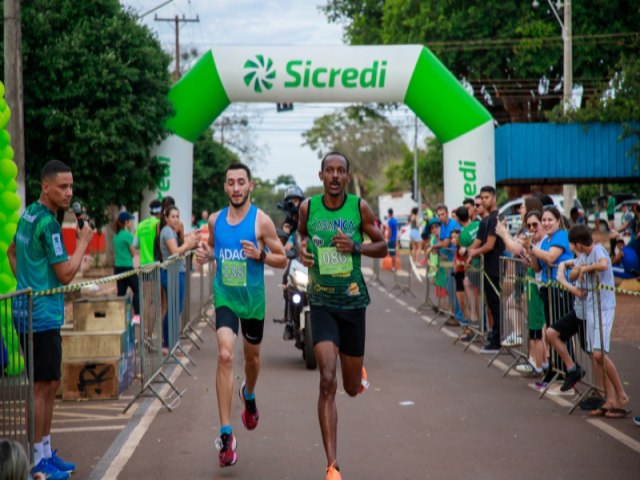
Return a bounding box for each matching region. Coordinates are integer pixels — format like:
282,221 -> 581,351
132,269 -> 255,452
163,255 -> 196,373
491,257 -> 530,372
390,249 -> 414,297
124,259 -> 183,413
433,248 -> 457,329
180,253 -> 203,349
0,288 -> 34,464
458,255 -> 486,350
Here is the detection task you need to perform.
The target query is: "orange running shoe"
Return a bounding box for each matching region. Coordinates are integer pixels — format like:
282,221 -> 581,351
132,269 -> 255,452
326,462 -> 342,480
358,366 -> 369,394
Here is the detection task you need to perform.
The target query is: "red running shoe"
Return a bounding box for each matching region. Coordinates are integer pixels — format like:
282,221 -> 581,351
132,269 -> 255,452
239,380 -> 260,430
326,462 -> 342,480
216,433 -> 237,467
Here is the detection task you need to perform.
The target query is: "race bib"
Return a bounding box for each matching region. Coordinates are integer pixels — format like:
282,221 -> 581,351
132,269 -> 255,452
221,259 -> 247,287
318,247 -> 353,275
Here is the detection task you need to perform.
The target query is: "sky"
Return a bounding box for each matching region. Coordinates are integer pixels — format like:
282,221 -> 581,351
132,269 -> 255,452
122,0 -> 430,190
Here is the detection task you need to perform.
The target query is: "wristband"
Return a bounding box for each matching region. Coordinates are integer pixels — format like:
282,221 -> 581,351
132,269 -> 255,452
259,250 -> 267,262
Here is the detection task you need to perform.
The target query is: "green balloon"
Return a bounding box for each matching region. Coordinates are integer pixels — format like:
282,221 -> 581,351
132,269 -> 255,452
0,211 -> 6,225
0,82 -> 4,97
3,223 -> 16,242
5,179 -> 17,193
0,130 -> 10,149
1,145 -> 14,161
0,191 -> 20,212
8,211 -> 19,224
0,272 -> 12,292
0,158 -> 17,181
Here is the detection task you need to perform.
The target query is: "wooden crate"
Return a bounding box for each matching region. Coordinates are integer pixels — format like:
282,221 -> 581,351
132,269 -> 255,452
73,296 -> 131,332
62,330 -> 127,360
62,357 -> 122,400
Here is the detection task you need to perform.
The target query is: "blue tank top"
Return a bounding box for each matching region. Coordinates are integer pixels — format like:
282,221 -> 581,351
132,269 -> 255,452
213,205 -> 265,320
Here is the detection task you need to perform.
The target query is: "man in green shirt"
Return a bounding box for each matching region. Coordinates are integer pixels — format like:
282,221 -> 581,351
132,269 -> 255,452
297,152 -> 387,480
134,199 -> 162,265
8,160 -> 93,479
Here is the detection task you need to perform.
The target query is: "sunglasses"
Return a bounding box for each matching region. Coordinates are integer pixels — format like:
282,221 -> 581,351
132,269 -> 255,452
474,203 -> 482,207
527,222 -> 540,229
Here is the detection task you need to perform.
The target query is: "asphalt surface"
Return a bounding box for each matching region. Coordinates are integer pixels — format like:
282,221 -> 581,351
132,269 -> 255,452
51,259 -> 640,480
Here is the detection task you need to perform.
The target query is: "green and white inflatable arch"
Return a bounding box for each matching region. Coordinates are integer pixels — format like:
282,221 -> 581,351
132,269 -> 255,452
152,45 -> 493,222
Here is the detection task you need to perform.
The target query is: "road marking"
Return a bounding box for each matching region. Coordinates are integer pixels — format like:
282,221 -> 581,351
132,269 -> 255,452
587,419 -> 640,454
52,425 -> 125,434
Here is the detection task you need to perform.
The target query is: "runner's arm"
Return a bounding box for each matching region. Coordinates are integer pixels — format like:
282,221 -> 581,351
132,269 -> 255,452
296,199 -> 314,267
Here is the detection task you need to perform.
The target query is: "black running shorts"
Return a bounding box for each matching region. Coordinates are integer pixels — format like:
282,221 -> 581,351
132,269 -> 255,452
310,305 -> 366,357
19,329 -> 62,382
215,306 -> 264,345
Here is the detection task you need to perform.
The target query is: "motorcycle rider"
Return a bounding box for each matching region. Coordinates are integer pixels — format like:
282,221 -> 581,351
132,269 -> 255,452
278,185 -> 305,339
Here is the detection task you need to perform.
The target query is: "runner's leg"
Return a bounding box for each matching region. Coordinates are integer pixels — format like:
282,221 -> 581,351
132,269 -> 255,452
316,341 -> 339,468
216,327 -> 237,426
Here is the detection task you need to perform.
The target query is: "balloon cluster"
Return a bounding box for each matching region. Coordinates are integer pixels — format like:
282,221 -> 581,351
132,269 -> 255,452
0,81 -> 23,375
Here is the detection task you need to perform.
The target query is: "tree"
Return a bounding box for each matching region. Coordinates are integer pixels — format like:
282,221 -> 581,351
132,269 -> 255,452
0,0 -> 173,226
302,105 -> 406,202
322,1 -> 640,124
192,128 -> 239,222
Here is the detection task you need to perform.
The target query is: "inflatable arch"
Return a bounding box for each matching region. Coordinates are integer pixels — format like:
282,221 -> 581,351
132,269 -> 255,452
150,45 -> 494,224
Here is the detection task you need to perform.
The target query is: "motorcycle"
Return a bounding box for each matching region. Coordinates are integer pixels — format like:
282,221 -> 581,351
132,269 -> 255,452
274,249 -> 316,370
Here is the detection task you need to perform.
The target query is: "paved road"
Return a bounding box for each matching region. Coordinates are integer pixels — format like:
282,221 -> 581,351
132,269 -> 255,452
53,261 -> 640,479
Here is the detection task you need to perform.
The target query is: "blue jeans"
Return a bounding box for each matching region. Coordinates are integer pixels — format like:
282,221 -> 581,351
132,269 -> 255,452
160,270 -> 185,348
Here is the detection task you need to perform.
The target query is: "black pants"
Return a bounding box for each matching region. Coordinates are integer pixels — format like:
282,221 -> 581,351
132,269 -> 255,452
484,274 -> 501,345
114,266 -> 139,315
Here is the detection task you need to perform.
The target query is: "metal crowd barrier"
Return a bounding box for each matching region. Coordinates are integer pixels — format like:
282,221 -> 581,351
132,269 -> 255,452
390,250 -> 414,297
457,255 -> 486,350
429,248 -> 457,329
0,288 -> 34,465
180,253 -> 203,349
192,258 -> 216,331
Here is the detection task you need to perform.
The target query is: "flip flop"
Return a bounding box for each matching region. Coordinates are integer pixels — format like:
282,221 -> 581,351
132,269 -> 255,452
605,408 -> 632,419
589,407 -> 609,417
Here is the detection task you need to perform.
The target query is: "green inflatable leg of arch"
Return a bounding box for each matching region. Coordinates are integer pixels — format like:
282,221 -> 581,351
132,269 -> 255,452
0,81 -> 25,376
158,45 -> 493,211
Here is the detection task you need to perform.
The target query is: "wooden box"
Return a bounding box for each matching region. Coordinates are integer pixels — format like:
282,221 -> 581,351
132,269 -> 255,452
73,296 -> 131,332
62,330 -> 127,360
62,357 -> 122,400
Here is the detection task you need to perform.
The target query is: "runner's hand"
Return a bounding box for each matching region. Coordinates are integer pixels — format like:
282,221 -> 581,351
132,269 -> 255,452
298,238 -> 314,267
195,241 -> 210,264
331,228 -> 353,253
240,240 -> 262,261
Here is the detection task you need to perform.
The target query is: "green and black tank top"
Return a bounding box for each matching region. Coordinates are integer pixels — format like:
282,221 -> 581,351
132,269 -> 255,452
306,194 -> 370,309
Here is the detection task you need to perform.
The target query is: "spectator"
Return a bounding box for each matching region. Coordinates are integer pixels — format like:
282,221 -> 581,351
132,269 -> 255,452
8,160 -> 91,479
468,186 -> 505,351
569,207 -> 584,227
528,205 -> 574,385
134,199 -> 162,266
113,211 -> 139,317
0,438 -> 45,480
197,209 -> 209,228
463,197 -> 475,221
454,206 -> 478,341
450,229 -> 467,334
432,204 -> 462,325
424,218 -> 446,300
408,207 -> 422,263
606,191 -> 616,231
387,208 -> 399,272
558,225 -> 630,418
612,238 -> 640,279
158,205 -> 200,351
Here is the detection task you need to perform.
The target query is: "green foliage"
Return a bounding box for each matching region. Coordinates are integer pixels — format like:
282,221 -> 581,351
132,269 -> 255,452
251,178 -> 288,228
302,105 -> 406,202
388,136 -> 443,202
192,129 -> 239,221
0,0 -> 173,226
322,1 -> 640,123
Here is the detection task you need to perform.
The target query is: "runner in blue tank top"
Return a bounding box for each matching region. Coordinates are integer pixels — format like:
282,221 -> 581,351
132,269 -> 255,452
297,152 -> 387,480
195,163 -> 286,469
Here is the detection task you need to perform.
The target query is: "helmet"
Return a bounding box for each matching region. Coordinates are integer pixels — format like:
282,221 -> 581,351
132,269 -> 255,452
283,185 -> 305,201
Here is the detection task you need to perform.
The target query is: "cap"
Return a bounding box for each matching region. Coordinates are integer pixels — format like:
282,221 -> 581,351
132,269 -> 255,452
283,185 -> 305,201
149,199 -> 162,215
118,211 -> 134,223
428,217 -> 441,227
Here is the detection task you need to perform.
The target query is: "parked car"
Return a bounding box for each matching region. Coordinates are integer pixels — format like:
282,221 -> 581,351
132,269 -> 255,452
498,194 -> 584,235
396,215 -> 411,249
587,199 -> 638,232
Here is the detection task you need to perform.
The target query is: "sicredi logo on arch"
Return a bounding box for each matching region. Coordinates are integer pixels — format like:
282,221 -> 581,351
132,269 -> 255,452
243,54 -> 388,91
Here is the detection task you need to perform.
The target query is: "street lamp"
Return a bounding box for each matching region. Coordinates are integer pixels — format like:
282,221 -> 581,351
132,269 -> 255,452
532,0 -> 572,111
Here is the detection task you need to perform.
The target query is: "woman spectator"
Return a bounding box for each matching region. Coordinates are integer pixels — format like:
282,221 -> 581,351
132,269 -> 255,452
408,207 -> 421,263
114,211 -> 139,318
158,205 -> 199,351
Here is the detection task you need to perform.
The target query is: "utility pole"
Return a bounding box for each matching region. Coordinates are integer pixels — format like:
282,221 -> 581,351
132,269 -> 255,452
562,0 -> 576,214
4,0 -> 25,208
155,14 -> 199,81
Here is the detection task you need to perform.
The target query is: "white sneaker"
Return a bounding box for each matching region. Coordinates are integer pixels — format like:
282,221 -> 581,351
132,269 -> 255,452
515,364 -> 533,374
501,334 -> 522,347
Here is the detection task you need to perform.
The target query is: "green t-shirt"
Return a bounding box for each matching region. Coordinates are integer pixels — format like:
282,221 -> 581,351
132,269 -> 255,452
607,196 -> 616,216
114,229 -> 134,267
460,220 -> 480,248
135,216 -> 159,265
13,202 -> 68,332
306,194 -> 369,309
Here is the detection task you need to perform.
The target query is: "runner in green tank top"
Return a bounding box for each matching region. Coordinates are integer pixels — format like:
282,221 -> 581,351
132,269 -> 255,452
297,152 -> 387,480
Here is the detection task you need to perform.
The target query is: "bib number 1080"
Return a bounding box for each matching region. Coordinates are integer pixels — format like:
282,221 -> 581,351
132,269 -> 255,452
318,247 -> 353,275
